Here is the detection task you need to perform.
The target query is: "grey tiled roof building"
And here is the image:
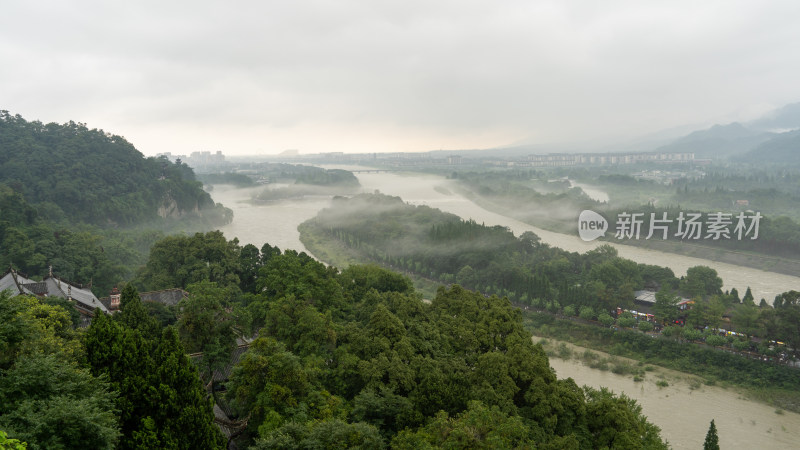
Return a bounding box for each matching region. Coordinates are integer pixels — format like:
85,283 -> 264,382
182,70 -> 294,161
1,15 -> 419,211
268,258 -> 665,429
1,268 -> 108,326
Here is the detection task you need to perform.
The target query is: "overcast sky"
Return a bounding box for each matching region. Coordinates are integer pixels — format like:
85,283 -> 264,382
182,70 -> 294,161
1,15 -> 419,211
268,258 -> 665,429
2,1 -> 800,155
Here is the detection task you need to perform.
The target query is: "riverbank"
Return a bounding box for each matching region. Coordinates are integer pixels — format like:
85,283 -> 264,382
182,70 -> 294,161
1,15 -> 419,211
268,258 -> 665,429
535,334 -> 800,450
523,311 -> 800,414
457,185 -> 800,279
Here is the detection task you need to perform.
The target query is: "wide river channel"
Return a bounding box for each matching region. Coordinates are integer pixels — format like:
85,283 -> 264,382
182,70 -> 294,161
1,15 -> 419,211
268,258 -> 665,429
210,169 -> 800,449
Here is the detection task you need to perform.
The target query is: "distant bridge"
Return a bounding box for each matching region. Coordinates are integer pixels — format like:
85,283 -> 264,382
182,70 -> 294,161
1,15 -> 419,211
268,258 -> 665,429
349,169 -> 399,174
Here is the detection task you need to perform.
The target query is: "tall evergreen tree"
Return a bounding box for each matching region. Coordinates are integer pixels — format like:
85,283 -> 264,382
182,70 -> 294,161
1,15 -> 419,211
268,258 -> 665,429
742,287 -> 755,305
84,312 -> 152,449
85,311 -> 224,449
703,419 -> 719,450
146,327 -> 226,449
116,284 -> 158,335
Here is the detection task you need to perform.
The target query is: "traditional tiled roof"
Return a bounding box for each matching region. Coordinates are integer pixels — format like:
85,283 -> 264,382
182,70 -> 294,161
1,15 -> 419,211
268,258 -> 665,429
21,282 -> 48,295
0,268 -> 108,315
99,288 -> 189,310
43,277 -> 108,314
140,288 -> 189,306
634,290 -> 657,304
0,270 -> 25,294
98,296 -> 113,311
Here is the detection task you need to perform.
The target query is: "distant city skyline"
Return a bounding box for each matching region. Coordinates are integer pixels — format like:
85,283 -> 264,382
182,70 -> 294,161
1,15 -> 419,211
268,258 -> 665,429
2,1 -> 800,155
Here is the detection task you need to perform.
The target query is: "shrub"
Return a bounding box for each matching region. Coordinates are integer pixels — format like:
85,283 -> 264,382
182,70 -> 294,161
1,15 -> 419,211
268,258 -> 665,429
617,314 -> 637,329
598,313 -> 615,327
682,328 -> 703,342
637,321 -> 654,332
661,326 -> 679,338
705,335 -> 726,347
732,339 -> 750,352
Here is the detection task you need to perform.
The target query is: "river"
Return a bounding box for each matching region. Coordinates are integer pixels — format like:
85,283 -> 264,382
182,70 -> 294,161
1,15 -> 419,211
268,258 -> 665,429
542,338 -> 800,450
352,171 -> 800,303
212,170 -> 800,302
208,171 -> 800,449
211,184 -> 332,255
212,170 -> 800,303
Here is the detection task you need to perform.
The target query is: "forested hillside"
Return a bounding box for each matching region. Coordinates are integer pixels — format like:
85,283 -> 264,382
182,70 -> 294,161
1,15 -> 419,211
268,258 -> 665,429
0,110 -> 226,226
0,110 -> 233,295
1,233 -> 671,448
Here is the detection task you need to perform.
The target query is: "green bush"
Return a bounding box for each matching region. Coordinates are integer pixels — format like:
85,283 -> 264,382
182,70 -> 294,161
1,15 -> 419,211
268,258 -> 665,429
705,335 -> 726,347
617,314 -> 637,329
637,321 -> 654,332
598,313 -> 615,327
661,326 -> 679,338
682,328 -> 703,342
732,339 -> 750,352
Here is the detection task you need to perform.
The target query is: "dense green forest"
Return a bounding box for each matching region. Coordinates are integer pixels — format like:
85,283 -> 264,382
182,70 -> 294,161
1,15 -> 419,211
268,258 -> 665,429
0,111 -> 229,226
0,287 -> 225,449
2,234 -> 672,448
0,111 -> 233,295
0,174 -> 156,295
301,193 -> 679,309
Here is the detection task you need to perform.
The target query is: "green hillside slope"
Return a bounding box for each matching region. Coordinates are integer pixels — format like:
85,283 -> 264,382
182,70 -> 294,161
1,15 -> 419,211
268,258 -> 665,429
0,110 -> 226,226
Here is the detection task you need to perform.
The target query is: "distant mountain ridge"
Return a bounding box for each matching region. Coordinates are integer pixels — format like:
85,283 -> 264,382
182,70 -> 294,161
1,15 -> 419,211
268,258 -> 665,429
656,123 -> 775,158
0,110 -> 224,226
655,102 -> 800,162
747,102 -> 800,132
737,128 -> 800,164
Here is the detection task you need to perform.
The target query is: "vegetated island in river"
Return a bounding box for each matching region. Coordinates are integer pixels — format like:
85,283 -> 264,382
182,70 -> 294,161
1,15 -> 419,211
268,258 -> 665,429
299,192 -> 800,413
250,165 -> 360,203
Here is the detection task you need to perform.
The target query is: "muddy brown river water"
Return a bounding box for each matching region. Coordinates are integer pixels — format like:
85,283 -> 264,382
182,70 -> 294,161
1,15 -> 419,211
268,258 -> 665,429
542,338 -> 800,449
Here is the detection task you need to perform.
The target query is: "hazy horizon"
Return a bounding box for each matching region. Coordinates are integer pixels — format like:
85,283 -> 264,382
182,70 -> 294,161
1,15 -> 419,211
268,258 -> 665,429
3,1 -> 800,156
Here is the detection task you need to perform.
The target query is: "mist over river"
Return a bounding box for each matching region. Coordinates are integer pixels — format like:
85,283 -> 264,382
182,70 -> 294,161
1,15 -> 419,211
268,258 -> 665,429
209,169 -> 800,449
213,169 -> 800,303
